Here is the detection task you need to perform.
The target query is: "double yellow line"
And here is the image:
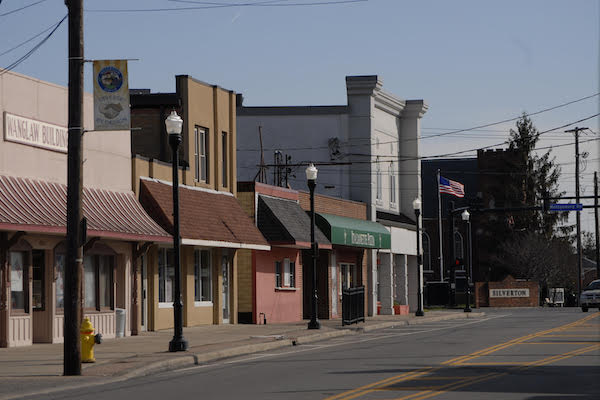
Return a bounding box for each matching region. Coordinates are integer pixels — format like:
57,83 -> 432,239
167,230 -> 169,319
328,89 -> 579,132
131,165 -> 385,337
327,313 -> 599,400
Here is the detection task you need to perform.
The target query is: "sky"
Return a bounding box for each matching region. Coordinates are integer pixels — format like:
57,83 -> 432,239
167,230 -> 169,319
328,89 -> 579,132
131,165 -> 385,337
1,0 -> 599,232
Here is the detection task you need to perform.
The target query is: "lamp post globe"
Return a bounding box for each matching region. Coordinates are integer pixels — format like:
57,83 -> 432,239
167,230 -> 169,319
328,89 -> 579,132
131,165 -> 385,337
166,110 -> 188,352
306,163 -> 320,329
461,209 -> 472,313
413,197 -> 424,317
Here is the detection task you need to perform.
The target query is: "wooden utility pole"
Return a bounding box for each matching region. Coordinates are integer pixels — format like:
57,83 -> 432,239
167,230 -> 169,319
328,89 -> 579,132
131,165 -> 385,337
565,126 -> 587,305
595,172 -> 599,278
64,0 -> 84,376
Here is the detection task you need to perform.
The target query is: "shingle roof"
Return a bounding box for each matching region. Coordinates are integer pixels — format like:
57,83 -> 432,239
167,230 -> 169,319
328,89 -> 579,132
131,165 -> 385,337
258,195 -> 331,249
0,174 -> 170,242
139,178 -> 269,250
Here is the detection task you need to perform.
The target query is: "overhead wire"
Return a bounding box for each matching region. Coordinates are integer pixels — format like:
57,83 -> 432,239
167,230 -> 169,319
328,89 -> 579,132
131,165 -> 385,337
0,0 -> 48,17
0,17 -> 66,57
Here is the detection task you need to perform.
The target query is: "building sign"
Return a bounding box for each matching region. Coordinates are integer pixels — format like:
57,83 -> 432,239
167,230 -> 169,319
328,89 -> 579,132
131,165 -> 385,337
489,288 -> 530,298
3,112 -> 68,153
351,231 -> 376,247
93,60 -> 130,131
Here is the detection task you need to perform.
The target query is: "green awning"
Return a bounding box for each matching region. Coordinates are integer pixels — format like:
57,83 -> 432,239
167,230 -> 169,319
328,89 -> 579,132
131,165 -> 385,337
315,213 -> 391,249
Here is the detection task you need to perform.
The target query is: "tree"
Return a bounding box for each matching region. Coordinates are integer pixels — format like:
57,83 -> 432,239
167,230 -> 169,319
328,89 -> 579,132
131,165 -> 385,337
507,114 -> 569,237
582,231 -> 596,260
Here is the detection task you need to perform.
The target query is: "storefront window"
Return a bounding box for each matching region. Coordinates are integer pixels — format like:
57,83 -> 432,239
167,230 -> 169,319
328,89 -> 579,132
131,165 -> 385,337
84,254 -> 114,310
159,248 -> 175,303
10,251 -> 28,312
194,249 -> 212,302
340,263 -> 357,292
55,252 -> 65,310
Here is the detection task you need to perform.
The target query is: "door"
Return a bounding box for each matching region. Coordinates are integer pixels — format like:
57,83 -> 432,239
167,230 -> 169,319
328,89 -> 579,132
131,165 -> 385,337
32,250 -> 46,343
141,255 -> 147,332
221,255 -> 230,324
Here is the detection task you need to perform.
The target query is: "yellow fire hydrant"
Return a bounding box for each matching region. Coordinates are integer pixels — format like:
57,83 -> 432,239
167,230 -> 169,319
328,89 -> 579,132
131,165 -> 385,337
80,317 -> 102,363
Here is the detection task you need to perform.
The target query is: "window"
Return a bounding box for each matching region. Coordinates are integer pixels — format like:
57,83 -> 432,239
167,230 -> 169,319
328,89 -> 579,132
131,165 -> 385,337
194,249 -> 212,302
454,232 -> 464,263
389,162 -> 396,205
222,132 -> 228,187
10,251 -> 28,313
423,232 -> 432,271
55,252 -> 65,310
275,258 -> 295,288
158,248 -> 175,303
340,263 -> 357,292
32,250 -> 45,311
83,254 -> 114,310
194,126 -> 209,183
376,158 -> 382,201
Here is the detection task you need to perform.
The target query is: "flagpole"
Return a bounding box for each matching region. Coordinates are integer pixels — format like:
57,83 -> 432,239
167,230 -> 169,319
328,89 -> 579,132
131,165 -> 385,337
437,169 -> 444,282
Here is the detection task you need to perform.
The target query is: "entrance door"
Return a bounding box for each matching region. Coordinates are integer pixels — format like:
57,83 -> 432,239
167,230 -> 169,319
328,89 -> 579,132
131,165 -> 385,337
32,250 -> 46,343
221,255 -> 230,324
141,255 -> 147,332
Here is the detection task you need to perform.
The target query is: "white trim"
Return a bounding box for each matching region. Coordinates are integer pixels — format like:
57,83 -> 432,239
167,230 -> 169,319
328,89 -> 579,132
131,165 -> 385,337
181,238 -> 270,251
158,302 -> 173,309
140,176 -> 234,197
275,287 -> 297,292
194,301 -> 213,307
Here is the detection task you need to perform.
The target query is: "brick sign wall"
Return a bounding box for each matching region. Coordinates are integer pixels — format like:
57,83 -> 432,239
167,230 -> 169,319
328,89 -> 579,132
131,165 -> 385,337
475,275 -> 539,307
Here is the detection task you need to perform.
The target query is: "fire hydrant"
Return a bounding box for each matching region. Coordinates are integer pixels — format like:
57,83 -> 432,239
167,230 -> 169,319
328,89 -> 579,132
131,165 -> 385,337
80,317 -> 102,363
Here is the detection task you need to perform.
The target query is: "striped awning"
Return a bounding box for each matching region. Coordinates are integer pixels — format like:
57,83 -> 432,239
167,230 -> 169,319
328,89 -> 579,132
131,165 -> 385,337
0,174 -> 170,242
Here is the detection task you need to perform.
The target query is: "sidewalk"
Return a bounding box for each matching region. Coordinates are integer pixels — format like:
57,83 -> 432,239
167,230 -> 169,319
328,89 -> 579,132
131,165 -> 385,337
0,310 -> 484,400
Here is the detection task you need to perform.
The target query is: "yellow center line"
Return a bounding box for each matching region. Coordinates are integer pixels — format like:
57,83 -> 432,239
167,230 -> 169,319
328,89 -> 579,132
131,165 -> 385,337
392,372 -> 505,400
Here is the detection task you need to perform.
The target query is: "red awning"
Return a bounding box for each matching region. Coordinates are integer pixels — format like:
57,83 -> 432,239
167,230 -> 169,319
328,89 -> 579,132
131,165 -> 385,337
139,178 -> 270,250
0,174 -> 170,242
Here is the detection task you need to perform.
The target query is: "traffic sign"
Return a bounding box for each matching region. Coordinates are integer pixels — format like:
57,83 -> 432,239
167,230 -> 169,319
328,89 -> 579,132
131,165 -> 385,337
549,203 -> 583,211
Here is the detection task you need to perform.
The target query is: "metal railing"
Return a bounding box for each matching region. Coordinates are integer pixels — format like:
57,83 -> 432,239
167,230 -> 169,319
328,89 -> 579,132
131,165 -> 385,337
342,286 -> 365,326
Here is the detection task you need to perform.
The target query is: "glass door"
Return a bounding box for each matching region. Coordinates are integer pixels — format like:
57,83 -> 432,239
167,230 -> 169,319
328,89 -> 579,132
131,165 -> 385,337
221,255 -> 230,323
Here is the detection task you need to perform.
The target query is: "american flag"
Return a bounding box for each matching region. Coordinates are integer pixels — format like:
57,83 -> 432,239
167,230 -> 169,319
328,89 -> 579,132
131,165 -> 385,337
439,176 -> 465,198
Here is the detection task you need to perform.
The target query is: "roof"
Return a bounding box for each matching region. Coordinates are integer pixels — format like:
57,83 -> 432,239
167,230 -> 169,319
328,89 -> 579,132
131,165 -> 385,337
0,175 -> 170,242
257,195 -> 331,249
139,178 -> 270,250
316,213 -> 391,249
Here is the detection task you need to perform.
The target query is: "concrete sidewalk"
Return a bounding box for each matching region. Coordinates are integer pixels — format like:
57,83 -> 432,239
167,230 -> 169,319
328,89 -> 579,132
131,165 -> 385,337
0,310 -> 484,400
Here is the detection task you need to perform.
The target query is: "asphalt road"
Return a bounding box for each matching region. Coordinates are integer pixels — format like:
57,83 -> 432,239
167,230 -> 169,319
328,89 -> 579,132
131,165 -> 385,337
26,308 -> 600,400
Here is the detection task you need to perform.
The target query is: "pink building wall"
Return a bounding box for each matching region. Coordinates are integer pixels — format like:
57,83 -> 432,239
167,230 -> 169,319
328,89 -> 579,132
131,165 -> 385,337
254,247 -> 302,324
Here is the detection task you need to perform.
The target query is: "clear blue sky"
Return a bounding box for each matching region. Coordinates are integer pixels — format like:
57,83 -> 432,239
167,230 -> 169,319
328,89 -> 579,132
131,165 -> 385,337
1,0 -> 599,231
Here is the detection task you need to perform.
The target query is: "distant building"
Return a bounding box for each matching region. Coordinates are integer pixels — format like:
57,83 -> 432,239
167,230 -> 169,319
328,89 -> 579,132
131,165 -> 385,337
237,75 -> 427,315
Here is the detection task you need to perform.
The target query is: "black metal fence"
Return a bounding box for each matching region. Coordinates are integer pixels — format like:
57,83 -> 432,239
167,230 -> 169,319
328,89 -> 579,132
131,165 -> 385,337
342,286 -> 365,326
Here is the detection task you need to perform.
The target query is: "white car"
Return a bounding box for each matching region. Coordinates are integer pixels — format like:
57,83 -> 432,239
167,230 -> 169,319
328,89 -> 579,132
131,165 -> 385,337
580,279 -> 600,312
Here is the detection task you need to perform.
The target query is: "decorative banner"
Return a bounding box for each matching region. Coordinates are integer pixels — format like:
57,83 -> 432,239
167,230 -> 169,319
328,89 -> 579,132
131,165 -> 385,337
93,60 -> 130,131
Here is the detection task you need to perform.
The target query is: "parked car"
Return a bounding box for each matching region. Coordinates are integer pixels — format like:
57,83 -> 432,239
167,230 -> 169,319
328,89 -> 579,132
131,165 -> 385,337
580,279 -> 600,312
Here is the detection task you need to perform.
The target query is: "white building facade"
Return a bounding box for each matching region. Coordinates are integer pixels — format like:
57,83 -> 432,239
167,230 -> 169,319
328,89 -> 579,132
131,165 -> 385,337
237,75 -> 427,315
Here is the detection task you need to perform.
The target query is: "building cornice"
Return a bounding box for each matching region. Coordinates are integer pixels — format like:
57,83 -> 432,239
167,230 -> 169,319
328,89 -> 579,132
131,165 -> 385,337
346,75 -> 382,96
402,100 -> 429,118
374,90 -> 406,117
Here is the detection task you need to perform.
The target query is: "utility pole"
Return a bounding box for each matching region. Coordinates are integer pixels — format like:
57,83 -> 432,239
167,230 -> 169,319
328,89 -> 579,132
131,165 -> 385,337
64,0 -> 84,376
565,127 -> 587,306
595,172 -> 599,278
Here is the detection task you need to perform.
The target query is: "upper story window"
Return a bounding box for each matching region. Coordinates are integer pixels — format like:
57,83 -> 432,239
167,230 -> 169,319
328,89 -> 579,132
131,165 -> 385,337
222,132 -> 228,188
389,162 -> 396,206
194,126 -> 209,183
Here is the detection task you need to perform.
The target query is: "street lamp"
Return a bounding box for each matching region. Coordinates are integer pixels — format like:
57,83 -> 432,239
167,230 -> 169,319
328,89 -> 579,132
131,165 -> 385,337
412,198 -> 425,317
306,163 -> 321,329
461,209 -> 472,313
166,110 -> 189,352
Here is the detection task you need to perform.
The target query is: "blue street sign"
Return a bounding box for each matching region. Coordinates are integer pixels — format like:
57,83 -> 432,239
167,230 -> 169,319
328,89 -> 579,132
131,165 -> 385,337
549,203 -> 583,211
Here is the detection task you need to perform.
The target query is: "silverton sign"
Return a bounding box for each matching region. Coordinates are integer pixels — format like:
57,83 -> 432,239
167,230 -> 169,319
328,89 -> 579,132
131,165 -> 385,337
489,288 -> 530,298
3,112 -> 68,153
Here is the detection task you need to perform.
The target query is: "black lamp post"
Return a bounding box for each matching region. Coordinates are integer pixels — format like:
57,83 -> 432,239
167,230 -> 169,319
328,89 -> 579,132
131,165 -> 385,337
166,111 -> 189,352
413,198 -> 424,317
306,163 -> 321,330
461,210 -> 472,313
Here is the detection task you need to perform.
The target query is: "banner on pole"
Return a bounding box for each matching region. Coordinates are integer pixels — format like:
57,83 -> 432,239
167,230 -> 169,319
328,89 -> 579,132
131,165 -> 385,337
93,60 -> 130,131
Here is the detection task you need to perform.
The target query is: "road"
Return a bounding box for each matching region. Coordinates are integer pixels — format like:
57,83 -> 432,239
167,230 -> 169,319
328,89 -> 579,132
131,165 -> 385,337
26,308 -> 599,400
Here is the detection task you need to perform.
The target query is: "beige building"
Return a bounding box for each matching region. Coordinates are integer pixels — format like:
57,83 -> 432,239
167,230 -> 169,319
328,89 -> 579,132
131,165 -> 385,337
130,75 -> 268,331
0,70 -> 169,347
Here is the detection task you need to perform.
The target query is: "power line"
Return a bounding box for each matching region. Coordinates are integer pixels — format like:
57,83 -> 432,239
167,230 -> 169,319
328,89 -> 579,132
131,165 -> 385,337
0,17 -> 65,57
87,0 -> 366,12
0,0 -> 48,17
0,13 -> 67,76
